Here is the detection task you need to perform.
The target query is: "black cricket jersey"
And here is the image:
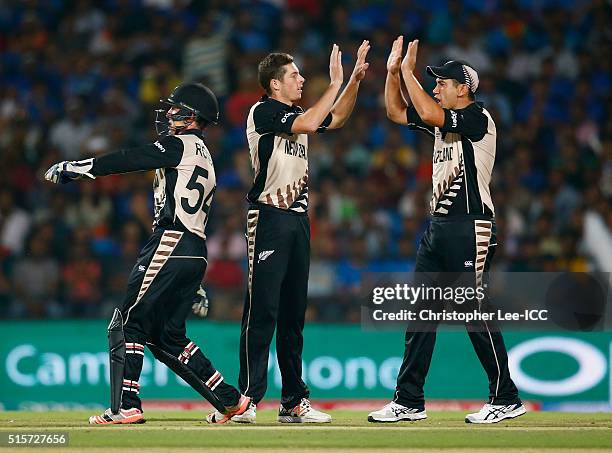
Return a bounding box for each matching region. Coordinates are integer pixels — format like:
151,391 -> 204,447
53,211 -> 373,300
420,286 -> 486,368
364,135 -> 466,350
245,95 -> 331,214
90,130 -> 216,239
407,102 -> 496,218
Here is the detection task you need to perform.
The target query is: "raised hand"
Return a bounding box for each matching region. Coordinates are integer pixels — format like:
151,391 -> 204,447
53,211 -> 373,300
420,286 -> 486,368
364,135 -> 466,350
387,36 -> 403,75
350,40 -> 371,82
329,43 -> 343,85
401,39 -> 419,73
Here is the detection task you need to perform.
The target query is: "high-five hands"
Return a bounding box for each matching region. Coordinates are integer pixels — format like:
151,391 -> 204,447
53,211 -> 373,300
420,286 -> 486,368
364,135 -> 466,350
387,36 -> 403,75
350,40 -> 371,82
387,36 -> 419,75
402,38 -> 419,74
329,44 -> 343,85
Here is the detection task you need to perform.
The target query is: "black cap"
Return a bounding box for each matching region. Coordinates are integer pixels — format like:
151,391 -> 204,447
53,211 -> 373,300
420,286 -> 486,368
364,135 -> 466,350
426,60 -> 479,93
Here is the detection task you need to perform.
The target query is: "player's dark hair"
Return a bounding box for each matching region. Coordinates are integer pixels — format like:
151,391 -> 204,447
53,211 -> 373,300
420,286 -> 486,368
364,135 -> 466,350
451,79 -> 475,101
258,53 -> 294,95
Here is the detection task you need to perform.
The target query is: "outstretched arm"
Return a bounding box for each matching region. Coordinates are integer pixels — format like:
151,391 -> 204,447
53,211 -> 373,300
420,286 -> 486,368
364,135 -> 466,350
45,136 -> 184,184
291,44 -> 344,134
385,36 -> 409,125
327,40 -> 370,129
400,39 -> 444,127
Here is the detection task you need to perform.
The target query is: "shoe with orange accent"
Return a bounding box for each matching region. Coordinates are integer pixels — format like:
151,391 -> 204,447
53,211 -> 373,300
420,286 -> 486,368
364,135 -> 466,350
231,401 -> 256,423
88,408 -> 145,425
206,395 -> 251,424
277,398 -> 331,423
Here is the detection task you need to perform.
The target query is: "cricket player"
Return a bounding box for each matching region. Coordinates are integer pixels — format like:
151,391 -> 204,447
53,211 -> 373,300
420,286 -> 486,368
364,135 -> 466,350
45,83 -> 250,425
233,42 -> 370,423
368,37 -> 526,424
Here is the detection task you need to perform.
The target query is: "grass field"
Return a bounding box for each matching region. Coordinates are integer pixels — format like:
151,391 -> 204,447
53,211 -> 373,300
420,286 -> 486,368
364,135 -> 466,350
1,410 -> 612,451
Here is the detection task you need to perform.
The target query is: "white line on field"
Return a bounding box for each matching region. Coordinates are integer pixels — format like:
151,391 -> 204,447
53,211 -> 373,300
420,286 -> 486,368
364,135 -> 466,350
0,426 -> 610,431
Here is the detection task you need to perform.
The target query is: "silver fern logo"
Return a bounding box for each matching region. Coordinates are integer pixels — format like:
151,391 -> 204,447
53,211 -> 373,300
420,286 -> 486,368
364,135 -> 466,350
258,250 -> 275,263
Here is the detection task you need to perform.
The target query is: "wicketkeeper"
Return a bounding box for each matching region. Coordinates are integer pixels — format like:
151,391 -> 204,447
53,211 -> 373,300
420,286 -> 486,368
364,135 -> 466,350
44,83 -> 250,424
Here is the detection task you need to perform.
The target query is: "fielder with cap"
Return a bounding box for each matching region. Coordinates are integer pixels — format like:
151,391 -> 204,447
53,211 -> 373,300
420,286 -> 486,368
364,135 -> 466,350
368,37 -> 526,424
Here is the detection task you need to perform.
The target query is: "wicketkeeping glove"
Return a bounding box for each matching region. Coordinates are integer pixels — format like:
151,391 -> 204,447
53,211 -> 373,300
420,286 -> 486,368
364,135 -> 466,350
44,158 -> 96,184
192,285 -> 209,318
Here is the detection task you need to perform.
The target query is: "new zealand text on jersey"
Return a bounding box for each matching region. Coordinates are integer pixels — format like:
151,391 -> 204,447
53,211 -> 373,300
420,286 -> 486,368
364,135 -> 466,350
285,140 -> 307,160
434,146 -> 453,164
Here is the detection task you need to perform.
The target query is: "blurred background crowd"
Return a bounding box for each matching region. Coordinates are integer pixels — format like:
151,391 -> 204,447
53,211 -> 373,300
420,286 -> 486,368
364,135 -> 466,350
0,0 -> 610,321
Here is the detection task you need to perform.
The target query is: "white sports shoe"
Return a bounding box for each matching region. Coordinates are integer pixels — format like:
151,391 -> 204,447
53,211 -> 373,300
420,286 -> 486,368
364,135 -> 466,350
206,395 -> 251,424
368,402 -> 427,423
278,398 -> 331,423
88,407 -> 145,425
465,402 -> 526,424
231,401 -> 257,423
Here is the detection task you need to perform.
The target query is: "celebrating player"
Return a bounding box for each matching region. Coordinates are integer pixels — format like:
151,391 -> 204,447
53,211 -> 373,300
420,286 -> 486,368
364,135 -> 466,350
45,83 -> 250,425
231,41 -> 370,423
368,37 -> 526,424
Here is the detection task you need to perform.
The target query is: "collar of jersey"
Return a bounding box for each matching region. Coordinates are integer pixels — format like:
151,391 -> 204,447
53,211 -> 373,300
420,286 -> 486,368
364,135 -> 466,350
261,94 -> 300,111
461,101 -> 484,112
177,129 -> 204,138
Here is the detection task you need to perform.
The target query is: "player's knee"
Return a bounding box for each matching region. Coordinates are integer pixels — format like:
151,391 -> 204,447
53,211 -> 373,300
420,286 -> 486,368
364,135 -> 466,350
123,322 -> 147,344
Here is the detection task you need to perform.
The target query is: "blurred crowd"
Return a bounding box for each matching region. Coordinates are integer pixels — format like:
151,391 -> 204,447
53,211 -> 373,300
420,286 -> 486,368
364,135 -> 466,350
0,0 -> 610,321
